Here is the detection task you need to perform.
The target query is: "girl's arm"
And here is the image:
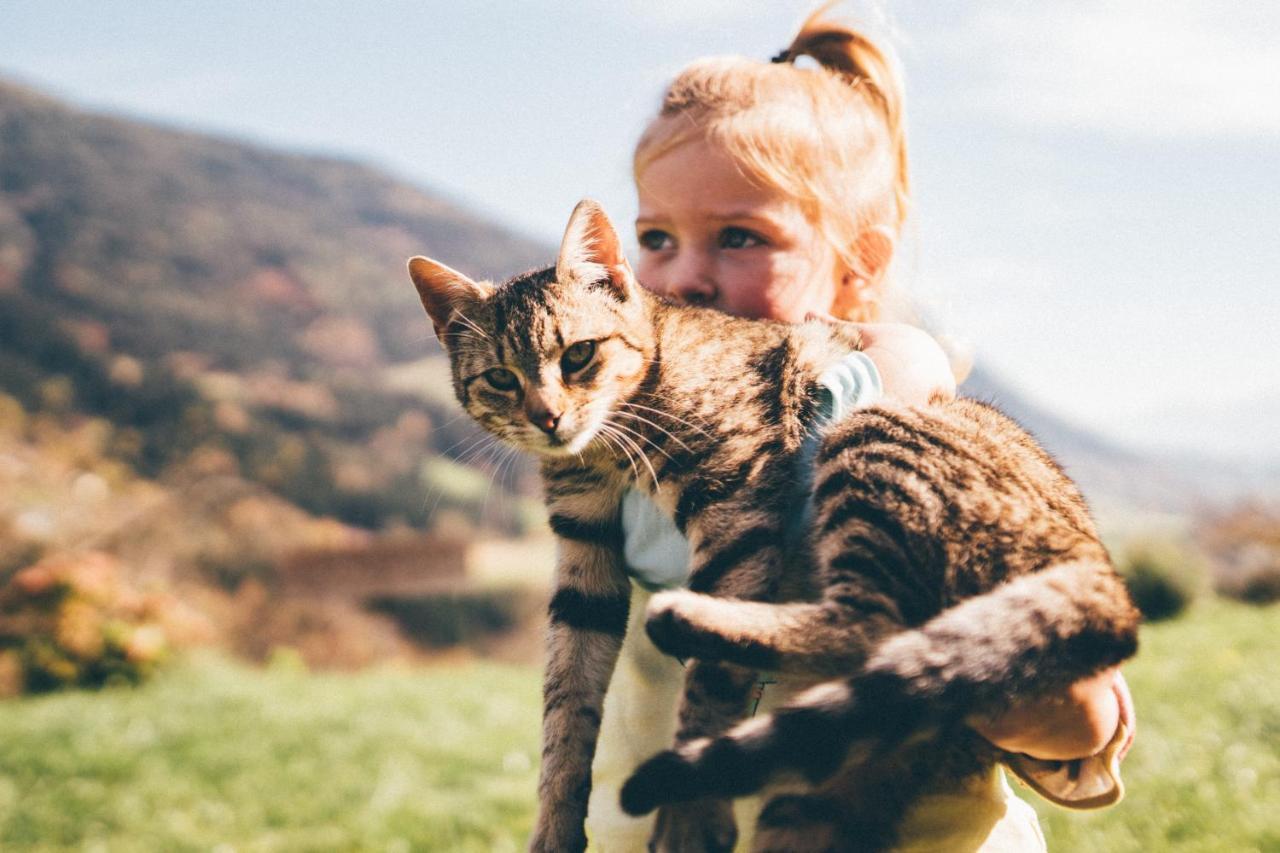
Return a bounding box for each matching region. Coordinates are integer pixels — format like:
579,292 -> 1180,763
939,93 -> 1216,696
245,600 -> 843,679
847,322 -> 957,406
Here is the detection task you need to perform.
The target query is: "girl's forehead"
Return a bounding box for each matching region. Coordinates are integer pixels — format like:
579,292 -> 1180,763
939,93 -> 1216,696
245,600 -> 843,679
637,138 -> 775,211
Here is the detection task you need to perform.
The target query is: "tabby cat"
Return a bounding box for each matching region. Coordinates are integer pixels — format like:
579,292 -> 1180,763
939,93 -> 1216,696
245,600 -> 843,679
407,199 -> 1139,852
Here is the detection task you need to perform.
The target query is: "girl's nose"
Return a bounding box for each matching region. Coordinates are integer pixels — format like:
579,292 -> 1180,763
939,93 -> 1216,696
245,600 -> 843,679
668,255 -> 717,306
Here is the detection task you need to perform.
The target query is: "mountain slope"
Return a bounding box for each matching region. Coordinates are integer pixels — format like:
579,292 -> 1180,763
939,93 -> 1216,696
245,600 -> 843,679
0,77 -> 548,533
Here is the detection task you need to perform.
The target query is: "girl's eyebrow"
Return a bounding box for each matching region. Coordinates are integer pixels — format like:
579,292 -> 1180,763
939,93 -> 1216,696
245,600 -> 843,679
704,212 -> 781,226
636,212 -> 783,228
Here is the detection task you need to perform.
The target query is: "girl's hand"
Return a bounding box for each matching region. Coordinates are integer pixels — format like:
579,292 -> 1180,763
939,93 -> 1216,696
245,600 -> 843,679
814,319 -> 957,406
969,669 -> 1136,761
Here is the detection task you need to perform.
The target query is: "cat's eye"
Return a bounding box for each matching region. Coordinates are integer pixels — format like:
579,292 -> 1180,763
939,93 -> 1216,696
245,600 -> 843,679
484,367 -> 520,391
638,229 -> 674,252
561,340 -> 597,374
719,226 -> 764,249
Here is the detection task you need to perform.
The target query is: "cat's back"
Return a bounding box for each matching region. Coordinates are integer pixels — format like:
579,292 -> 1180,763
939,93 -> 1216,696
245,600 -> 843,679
647,302 -> 858,456
812,397 -> 1105,618
653,301 -> 854,389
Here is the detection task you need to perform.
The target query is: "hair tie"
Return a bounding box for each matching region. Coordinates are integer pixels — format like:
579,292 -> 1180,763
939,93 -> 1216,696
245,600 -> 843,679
770,49 -> 793,64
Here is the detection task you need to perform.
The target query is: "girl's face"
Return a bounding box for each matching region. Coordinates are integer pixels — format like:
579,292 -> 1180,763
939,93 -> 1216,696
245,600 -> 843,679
634,138 -> 848,323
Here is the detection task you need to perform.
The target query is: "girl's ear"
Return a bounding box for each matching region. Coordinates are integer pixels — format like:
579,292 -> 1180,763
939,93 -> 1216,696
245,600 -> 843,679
834,225 -> 896,321
556,199 -> 638,301
853,224 -> 896,284
407,256 -> 489,340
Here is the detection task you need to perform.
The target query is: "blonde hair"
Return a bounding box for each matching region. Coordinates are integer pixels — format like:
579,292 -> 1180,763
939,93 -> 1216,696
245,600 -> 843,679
634,5 -> 908,321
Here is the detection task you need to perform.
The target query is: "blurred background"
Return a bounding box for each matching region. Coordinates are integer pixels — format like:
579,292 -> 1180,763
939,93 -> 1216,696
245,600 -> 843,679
0,2 -> 1276,850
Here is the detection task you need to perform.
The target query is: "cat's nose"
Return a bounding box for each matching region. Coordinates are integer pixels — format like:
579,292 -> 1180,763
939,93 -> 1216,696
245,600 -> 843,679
531,409 -> 562,436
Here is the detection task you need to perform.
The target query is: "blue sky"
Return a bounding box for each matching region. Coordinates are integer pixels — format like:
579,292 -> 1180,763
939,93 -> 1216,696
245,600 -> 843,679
3,1 -> 1278,459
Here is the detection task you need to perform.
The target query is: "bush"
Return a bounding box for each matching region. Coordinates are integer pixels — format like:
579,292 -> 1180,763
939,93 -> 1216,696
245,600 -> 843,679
1120,540 -> 1205,622
369,589 -> 529,647
1239,567 -> 1280,604
0,551 -> 210,695
1199,504 -> 1280,606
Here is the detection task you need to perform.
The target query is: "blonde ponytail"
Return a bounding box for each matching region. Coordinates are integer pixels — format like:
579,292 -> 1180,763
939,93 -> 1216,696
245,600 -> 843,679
782,6 -> 910,231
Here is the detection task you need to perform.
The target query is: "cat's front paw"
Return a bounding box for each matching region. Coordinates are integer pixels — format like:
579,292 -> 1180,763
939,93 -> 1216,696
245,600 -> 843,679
644,590 -> 719,660
648,799 -> 737,853
620,748 -> 698,815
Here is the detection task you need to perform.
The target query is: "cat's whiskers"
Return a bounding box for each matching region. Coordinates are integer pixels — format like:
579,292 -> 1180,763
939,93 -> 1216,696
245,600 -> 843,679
607,416 -> 677,465
482,442 -> 522,523
621,399 -> 714,440
421,432 -> 502,523
594,424 -> 641,482
449,430 -> 502,467
595,423 -> 642,482
601,419 -> 659,489
612,408 -> 692,453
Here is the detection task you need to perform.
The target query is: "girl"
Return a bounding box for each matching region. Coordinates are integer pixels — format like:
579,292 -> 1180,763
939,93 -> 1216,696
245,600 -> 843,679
586,8 -> 1134,852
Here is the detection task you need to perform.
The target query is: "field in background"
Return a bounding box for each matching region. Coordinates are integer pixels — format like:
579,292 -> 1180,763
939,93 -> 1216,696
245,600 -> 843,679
1,600 -> 1276,851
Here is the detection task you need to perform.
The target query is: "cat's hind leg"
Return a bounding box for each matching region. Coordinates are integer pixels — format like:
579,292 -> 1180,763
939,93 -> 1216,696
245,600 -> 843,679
620,681 -> 871,816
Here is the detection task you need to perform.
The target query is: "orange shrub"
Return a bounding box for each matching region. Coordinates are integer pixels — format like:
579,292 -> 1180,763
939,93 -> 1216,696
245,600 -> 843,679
0,551 -> 211,694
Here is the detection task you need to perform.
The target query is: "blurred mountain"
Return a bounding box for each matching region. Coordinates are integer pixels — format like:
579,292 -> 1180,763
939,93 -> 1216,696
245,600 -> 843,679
962,366 -> 1280,515
0,77 -> 548,534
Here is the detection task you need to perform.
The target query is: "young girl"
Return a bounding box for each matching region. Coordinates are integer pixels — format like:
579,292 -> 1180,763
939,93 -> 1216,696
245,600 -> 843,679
586,8 -> 1134,851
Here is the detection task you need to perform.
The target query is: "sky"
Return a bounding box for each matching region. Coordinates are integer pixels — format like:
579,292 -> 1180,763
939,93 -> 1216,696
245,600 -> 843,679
2,1 -> 1278,459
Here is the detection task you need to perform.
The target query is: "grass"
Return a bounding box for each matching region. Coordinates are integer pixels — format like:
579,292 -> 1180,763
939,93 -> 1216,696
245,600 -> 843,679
0,654 -> 540,851
0,601 -> 1276,851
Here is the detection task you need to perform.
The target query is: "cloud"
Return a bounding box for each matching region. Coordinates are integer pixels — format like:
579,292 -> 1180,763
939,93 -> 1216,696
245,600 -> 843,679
922,1 -> 1280,138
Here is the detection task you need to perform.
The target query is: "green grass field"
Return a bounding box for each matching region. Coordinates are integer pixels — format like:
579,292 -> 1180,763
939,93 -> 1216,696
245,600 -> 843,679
1,601 -> 1276,851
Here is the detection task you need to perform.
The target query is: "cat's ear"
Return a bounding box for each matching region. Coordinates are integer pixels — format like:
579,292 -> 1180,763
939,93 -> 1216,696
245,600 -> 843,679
407,256 -> 489,340
556,199 -> 638,301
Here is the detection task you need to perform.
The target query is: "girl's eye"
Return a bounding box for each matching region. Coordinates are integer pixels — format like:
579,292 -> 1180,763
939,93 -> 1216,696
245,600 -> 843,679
561,340 -> 597,374
484,367 -> 520,391
719,227 -> 764,249
638,229 -> 674,251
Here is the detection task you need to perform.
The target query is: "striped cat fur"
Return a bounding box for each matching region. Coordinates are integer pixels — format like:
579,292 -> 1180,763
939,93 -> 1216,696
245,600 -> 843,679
407,200 -> 1140,853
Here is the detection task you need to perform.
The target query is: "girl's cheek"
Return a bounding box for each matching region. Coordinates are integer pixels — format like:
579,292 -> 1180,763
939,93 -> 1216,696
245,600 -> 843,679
635,255 -> 666,295
717,257 -> 775,319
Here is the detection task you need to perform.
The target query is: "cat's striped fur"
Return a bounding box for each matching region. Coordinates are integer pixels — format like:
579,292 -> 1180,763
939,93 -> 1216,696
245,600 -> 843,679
408,200 -> 1139,853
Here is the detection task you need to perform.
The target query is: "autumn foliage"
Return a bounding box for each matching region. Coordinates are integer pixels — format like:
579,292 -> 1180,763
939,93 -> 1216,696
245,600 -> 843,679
0,551 -> 213,696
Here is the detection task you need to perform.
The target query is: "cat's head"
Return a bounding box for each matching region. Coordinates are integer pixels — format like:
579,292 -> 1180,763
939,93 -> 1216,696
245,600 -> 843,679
408,199 -> 653,457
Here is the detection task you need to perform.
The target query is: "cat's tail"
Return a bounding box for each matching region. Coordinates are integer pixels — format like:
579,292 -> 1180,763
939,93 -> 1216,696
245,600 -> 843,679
620,559 -> 1139,813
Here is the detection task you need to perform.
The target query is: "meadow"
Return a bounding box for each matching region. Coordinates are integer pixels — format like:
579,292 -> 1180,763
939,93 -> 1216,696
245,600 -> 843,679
0,600 -> 1276,852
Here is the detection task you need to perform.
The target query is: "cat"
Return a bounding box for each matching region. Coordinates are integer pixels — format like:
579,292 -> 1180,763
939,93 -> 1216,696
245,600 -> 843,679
407,199 -> 1140,853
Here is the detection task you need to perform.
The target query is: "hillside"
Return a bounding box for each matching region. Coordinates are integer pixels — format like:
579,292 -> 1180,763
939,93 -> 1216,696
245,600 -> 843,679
0,78 -> 549,534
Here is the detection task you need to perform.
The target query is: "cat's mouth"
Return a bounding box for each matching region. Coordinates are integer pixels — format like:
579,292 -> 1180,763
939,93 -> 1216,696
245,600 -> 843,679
513,420 -> 598,458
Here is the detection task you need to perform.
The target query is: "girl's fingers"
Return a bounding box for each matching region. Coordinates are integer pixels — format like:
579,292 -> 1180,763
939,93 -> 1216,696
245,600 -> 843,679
1112,670 -> 1136,760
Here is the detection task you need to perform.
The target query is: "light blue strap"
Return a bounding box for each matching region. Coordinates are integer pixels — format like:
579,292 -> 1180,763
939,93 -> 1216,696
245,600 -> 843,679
621,488 -> 692,591
620,350 -> 883,590
815,350 -> 883,424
